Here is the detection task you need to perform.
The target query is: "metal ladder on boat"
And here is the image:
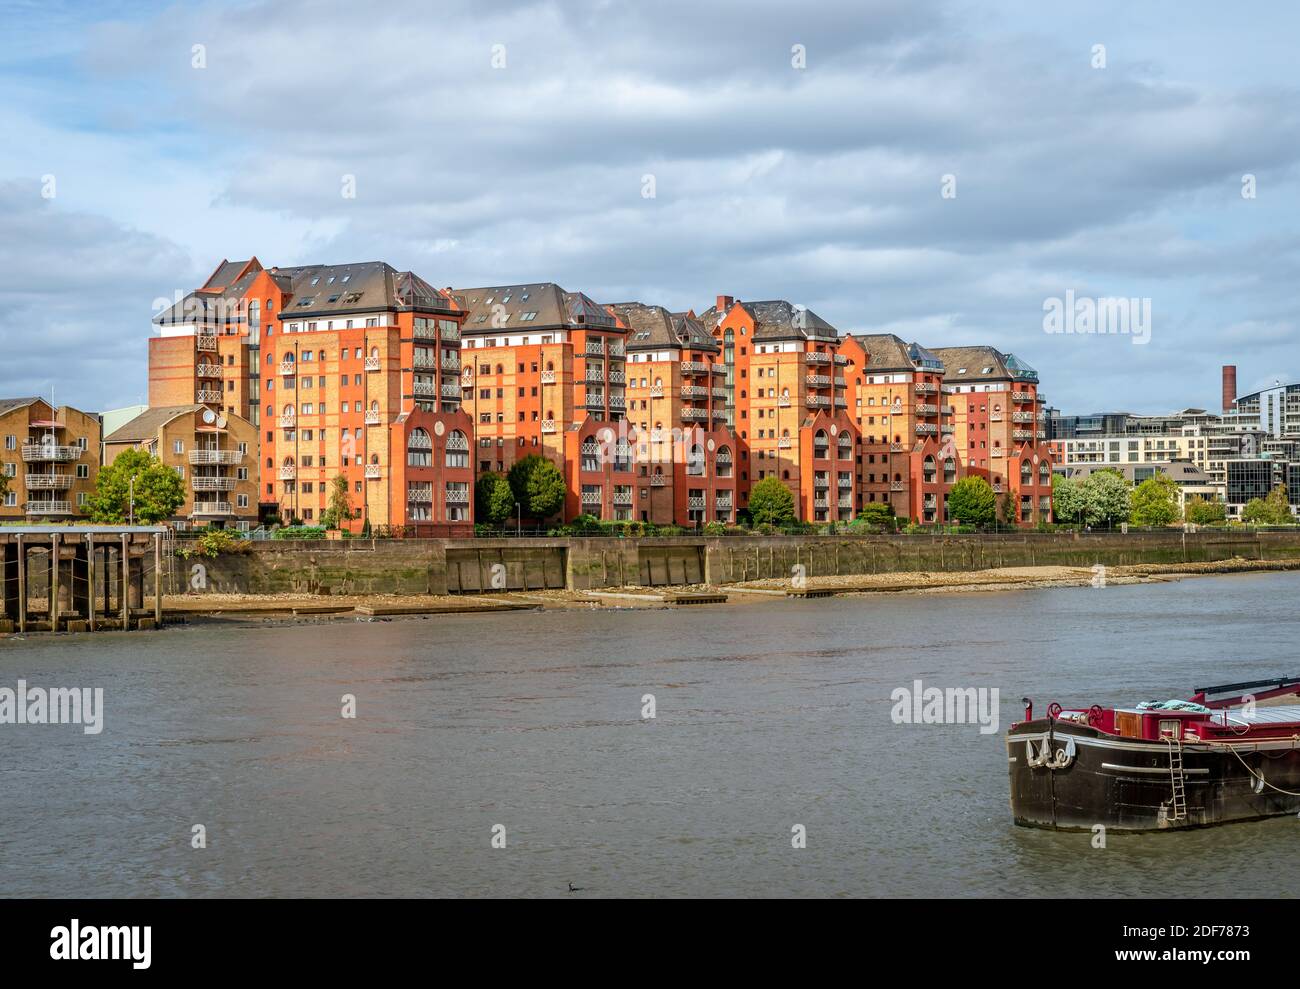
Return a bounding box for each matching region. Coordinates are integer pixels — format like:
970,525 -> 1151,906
1165,736 -> 1188,822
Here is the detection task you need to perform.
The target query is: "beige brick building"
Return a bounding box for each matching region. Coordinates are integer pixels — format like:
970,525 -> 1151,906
0,398 -> 101,522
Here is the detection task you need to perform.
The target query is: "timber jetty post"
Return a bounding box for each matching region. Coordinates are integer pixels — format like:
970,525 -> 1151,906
0,526 -> 166,634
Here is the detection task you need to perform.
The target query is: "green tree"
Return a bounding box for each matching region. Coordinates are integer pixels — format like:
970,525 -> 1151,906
747,477 -> 797,526
86,448 -> 185,524
1082,468 -> 1131,527
507,454 -> 566,520
948,476 -> 996,527
1264,483 -> 1294,524
1129,473 -> 1181,527
320,475 -> 356,529
0,471 -> 8,507
1052,473 -> 1086,525
1184,496 -> 1226,526
855,502 -> 896,528
475,472 -> 516,526
1242,498 -> 1270,524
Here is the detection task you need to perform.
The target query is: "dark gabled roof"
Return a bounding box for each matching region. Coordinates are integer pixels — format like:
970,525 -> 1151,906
275,262 -> 458,318
604,302 -> 718,353
843,333 -> 943,372
932,345 -> 1039,383
450,283 -> 618,333
200,258 -> 259,292
104,405 -> 201,444
0,397 -> 42,417
696,298 -> 839,342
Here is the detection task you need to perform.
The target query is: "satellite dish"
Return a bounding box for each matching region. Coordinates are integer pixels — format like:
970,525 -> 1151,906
202,408 -> 216,424
216,415 -> 228,429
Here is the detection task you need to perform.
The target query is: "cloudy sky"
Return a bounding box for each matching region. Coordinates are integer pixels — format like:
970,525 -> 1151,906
2,0 -> 1298,415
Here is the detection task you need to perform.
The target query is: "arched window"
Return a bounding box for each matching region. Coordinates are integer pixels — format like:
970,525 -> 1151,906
716,445 -> 733,477
943,458 -> 956,483
444,429 -> 468,468
813,429 -> 829,459
686,444 -> 705,476
923,455 -> 937,483
408,428 -> 433,467
370,345 -> 379,358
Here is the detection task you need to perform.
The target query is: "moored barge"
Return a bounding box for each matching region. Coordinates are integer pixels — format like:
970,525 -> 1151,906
1008,677 -> 1300,832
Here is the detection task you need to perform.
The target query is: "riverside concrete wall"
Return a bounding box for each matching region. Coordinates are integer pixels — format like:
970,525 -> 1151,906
183,530 -> 1300,596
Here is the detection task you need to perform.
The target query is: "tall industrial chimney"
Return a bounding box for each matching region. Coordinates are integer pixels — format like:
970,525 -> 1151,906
1222,365 -> 1237,412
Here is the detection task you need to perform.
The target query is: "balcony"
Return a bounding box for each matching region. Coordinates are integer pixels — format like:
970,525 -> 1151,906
680,361 -> 708,376
1011,391 -> 1034,403
582,489 -> 603,505
610,396 -> 626,410
24,473 -> 73,489
806,375 -> 831,388
541,420 -> 557,434
608,342 -> 625,358
196,334 -> 217,352
613,489 -> 633,505
364,356 -> 381,371
716,495 -> 733,509
805,395 -> 830,409
441,382 -> 461,399
279,360 -> 297,376
648,384 -> 663,398
446,433 -> 469,451
188,447 -> 244,467
25,500 -> 72,515
191,502 -> 232,516
915,423 -> 937,435
407,486 -> 433,503
441,356 -> 461,373
586,340 -> 606,356
681,385 -> 708,399
585,392 -> 606,408
441,324 -> 460,341
890,442 -> 904,453
681,408 -> 709,422
914,382 -> 937,394
586,368 -> 605,382
364,410 -> 382,425
445,486 -> 470,504
413,381 -> 436,399
940,423 -> 953,433
279,465 -> 296,480
712,409 -> 727,419
688,496 -> 706,509
813,497 -> 829,509
778,437 -> 792,449
838,476 -> 853,488
413,322 -> 438,340
279,414 -> 296,428
196,389 -> 222,403
1012,411 -> 1035,423
365,464 -> 382,480
609,370 -> 626,385
778,396 -> 791,408
1012,429 -> 1034,441
541,370 -> 556,384
710,365 -> 726,377
413,352 -> 436,370
21,443 -> 81,462
196,363 -> 223,378
804,352 -> 831,365
992,448 -> 1004,458
650,474 -> 667,486
192,476 -> 236,492
833,353 -> 849,366
915,403 -> 938,416
890,481 -> 904,492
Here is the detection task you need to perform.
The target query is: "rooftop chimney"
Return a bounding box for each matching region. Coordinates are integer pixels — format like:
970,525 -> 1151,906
716,295 -> 734,312
1222,365 -> 1237,412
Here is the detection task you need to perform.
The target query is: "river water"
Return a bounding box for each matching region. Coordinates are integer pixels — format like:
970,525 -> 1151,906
3,571 -> 1299,898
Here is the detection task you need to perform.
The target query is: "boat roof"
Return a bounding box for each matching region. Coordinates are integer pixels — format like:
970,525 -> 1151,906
1223,704 -> 1300,727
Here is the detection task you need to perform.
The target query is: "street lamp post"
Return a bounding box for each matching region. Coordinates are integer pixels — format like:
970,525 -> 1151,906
516,502 -> 521,537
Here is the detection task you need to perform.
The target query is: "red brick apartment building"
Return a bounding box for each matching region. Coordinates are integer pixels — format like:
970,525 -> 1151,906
932,346 -> 1054,524
605,303 -> 736,524
154,259 -> 474,534
449,283 -> 640,522
0,399 -> 101,522
698,297 -> 859,523
838,334 -> 961,523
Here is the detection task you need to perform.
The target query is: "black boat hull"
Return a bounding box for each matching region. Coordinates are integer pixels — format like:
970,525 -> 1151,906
1007,720 -> 1300,832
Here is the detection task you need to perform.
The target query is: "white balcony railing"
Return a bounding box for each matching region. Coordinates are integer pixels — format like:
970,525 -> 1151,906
915,423 -> 938,435
582,490 -> 603,505
196,334 -> 217,351
279,414 -> 296,428
21,444 -> 81,462
680,361 -> 708,375
364,410 -> 382,425
441,383 -> 461,398
805,396 -> 830,409
804,352 -> 831,365
196,363 -> 222,378
189,449 -> 243,466
649,474 -> 667,486
192,476 -> 236,491
25,500 -> 72,515
445,486 -> 470,504
541,370 -> 556,384
192,502 -> 232,516
914,382 -> 937,394
24,474 -> 73,490
278,360 -> 297,376
364,356 -> 381,371
196,389 -> 222,403
541,420 -> 557,433
365,464 -> 381,479
279,465 -> 296,480
806,375 -> 831,388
